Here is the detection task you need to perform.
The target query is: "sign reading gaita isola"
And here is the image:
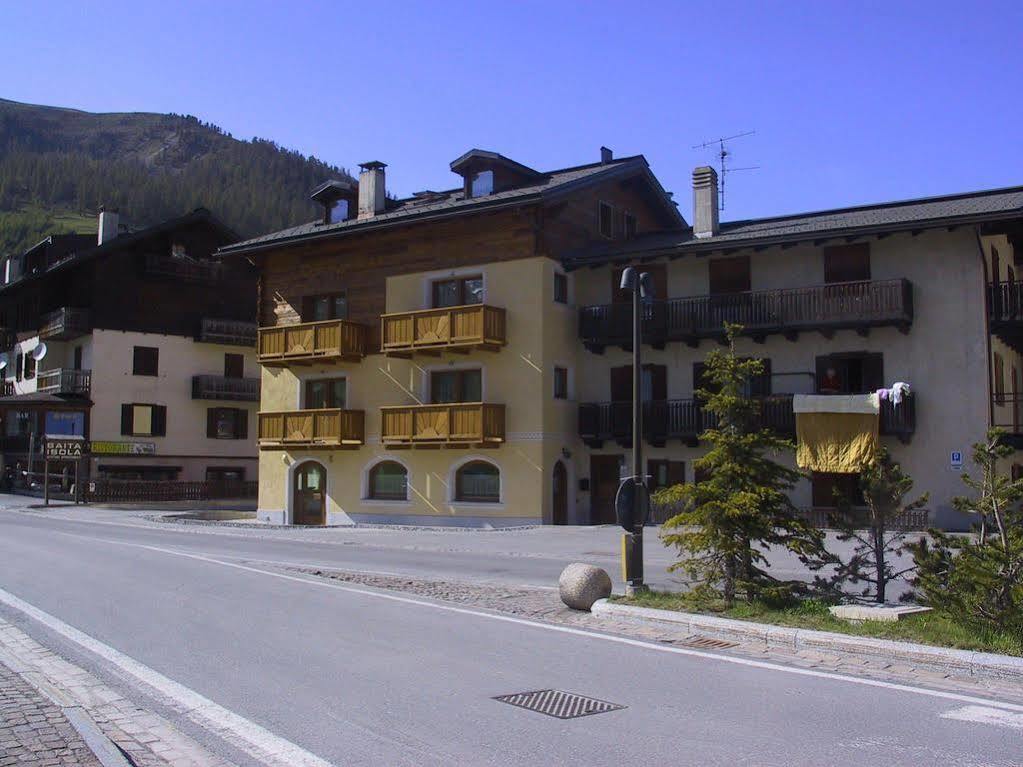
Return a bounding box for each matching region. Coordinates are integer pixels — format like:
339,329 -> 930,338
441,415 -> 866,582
44,438 -> 89,460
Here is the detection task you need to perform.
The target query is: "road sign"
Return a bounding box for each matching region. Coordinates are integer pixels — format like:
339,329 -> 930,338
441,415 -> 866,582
950,450 -> 963,471
615,477 -> 648,531
44,438 -> 88,460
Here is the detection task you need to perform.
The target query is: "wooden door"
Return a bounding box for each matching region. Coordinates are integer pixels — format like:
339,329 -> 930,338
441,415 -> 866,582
589,455 -> 623,525
293,462 -> 326,525
552,460 -> 568,525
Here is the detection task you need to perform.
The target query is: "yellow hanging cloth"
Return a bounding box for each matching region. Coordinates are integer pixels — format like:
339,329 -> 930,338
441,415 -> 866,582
794,394 -> 880,473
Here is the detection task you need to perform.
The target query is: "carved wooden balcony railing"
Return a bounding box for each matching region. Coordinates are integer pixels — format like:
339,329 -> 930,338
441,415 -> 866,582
38,307 -> 91,341
381,304 -> 506,357
199,318 -> 257,347
580,279 -> 914,351
191,375 -> 260,402
579,392 -> 915,446
380,402 -> 505,448
258,408 -> 365,449
144,253 -> 224,283
257,319 -> 367,366
37,368 -> 91,396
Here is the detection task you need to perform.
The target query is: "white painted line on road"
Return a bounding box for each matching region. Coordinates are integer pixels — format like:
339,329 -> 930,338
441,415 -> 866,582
115,540 -> 1023,715
0,587 -> 333,767
941,705 -> 1023,730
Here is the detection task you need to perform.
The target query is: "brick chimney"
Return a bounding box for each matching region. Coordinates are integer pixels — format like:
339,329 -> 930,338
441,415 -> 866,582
692,166 -> 719,238
357,161 -> 387,219
97,205 -> 119,245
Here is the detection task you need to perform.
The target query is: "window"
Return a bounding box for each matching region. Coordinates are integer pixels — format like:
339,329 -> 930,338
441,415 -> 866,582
812,472 -> 864,508
329,199 -> 349,224
992,246 -> 1001,282
648,460 -> 685,491
995,352 -> 1005,403
303,293 -> 347,322
708,256 -> 751,295
598,201 -> 615,239
120,404 -> 167,437
206,407 -> 249,439
14,352 -> 22,381
432,276 -> 483,308
305,378 -> 347,409
553,272 -> 568,304
73,346 -> 83,371
554,366 -> 569,399
23,352 -> 34,381
694,358 -> 771,397
824,244 -> 871,284
207,467 -> 245,482
622,212 -> 638,239
816,353 -> 883,395
133,346 -> 159,376
224,353 -> 244,379
368,461 -> 408,501
430,369 -> 481,403
470,170 -> 494,198
455,460 -> 500,503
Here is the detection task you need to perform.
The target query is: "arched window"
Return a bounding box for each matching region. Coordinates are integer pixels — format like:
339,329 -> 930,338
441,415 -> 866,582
368,461 -> 408,501
455,460 -> 500,503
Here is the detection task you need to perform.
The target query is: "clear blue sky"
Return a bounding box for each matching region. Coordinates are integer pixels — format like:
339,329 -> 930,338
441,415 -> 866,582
2,1 -> 1021,222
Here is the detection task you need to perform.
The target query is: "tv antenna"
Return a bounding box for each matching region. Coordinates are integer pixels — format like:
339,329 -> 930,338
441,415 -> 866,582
691,130 -> 759,210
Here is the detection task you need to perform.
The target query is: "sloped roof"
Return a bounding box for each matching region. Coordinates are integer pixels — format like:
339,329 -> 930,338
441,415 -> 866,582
564,184 -> 1023,269
219,155 -> 683,255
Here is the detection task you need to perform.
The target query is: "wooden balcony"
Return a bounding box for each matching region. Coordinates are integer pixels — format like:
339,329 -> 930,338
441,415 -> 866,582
144,253 -> 224,283
191,375 -> 260,402
381,304 -> 506,357
199,318 -> 257,347
380,402 -> 505,448
579,392 -> 915,446
580,279 -> 914,351
38,307 -> 91,341
989,281 -> 1023,353
258,408 -> 365,449
257,319 -> 367,366
37,368 -> 91,396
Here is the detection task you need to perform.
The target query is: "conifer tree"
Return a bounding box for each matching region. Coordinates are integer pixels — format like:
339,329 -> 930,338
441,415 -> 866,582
655,324 -> 826,606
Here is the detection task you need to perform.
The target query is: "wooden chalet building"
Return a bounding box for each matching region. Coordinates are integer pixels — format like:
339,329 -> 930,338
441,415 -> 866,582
0,208 -> 259,494
222,149 -> 1023,529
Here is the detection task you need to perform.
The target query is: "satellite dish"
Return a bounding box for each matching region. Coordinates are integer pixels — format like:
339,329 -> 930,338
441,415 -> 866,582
31,342 -> 47,362
0,352 -> 8,371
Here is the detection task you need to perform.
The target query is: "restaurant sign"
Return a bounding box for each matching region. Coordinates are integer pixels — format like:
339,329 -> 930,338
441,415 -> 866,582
44,438 -> 88,460
90,441 -> 157,456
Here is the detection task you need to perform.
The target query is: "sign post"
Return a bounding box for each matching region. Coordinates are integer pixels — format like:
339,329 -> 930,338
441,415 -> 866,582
43,438 -> 90,505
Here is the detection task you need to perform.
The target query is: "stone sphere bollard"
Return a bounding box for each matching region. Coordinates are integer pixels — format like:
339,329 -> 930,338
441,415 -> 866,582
559,562 -> 612,611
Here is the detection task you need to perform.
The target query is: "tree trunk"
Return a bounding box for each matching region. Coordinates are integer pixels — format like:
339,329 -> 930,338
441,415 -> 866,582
723,555 -> 736,607
874,525 -> 886,604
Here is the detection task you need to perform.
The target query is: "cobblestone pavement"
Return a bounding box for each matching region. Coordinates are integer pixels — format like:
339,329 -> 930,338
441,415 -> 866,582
0,619 -> 235,767
0,661 -> 100,767
281,564 -> 1023,706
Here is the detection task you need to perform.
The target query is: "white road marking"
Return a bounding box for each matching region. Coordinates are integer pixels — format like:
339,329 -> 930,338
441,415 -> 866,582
0,587 -> 332,767
83,537 -> 1023,715
941,705 -> 1023,730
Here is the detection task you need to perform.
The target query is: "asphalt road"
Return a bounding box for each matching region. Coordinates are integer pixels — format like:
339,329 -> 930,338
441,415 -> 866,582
0,503 -> 1017,766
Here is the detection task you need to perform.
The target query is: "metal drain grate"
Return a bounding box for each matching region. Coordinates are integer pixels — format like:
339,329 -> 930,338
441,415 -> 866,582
680,635 -> 738,650
493,689 -> 626,719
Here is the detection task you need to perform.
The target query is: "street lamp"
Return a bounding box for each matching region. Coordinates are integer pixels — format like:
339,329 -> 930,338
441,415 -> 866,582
614,266 -> 653,596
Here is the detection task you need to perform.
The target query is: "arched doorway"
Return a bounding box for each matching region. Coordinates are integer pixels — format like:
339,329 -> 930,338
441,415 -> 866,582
552,460 -> 568,525
293,461 -> 326,525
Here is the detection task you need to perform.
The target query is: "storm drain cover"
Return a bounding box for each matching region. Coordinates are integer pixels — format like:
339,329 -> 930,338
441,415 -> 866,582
493,689 -> 625,719
681,636 -> 738,650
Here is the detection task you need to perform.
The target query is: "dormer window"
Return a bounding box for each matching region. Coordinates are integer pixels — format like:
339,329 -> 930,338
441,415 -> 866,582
471,170 -> 494,198
329,199 -> 349,224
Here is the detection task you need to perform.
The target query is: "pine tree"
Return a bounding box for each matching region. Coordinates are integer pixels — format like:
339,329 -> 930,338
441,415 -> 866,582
910,429 -> 1023,631
654,324 -> 826,606
828,448 -> 928,604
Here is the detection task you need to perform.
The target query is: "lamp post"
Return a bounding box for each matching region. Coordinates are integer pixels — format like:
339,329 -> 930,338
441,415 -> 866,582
615,266 -> 652,596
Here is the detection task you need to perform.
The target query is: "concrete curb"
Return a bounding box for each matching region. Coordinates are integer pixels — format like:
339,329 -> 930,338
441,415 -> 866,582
591,599 -> 1023,680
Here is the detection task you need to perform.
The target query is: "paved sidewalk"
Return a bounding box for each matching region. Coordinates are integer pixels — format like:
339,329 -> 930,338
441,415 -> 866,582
282,563 -> 1023,706
0,619 -> 234,767
0,661 -> 101,767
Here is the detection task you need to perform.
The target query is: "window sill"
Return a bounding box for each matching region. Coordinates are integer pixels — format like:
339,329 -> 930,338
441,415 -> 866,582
360,498 -> 412,507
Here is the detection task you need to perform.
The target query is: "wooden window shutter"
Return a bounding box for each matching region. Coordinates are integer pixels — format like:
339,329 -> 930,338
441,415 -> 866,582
751,358 -> 772,396
121,404 -> 133,436
667,461 -> 686,487
236,409 -> 248,439
207,408 -> 218,438
152,406 -> 167,436
610,365 -> 632,401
